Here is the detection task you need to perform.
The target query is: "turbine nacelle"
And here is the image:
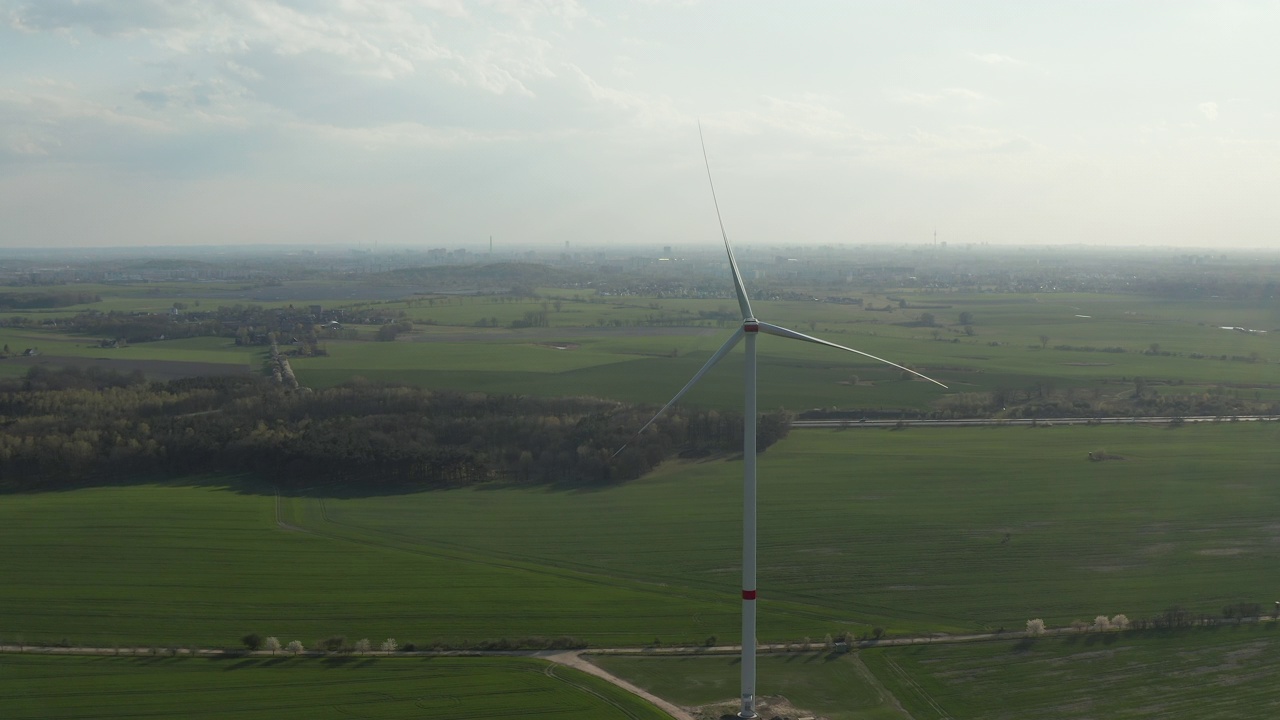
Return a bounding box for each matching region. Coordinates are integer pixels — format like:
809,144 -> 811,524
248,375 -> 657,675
743,319 -> 760,333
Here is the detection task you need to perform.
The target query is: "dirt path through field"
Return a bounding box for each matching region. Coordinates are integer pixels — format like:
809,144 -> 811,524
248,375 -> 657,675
541,650 -> 696,720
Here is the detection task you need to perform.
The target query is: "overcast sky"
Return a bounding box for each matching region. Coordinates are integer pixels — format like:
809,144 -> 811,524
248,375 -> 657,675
2,1 -> 1277,250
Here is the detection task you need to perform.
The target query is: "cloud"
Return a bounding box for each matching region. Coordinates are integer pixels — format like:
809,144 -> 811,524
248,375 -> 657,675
892,87 -> 987,109
969,52 -> 1021,66
1198,101 -> 1219,120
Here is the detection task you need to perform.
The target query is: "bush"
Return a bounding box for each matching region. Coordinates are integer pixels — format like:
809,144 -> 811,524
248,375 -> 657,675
241,633 -> 263,651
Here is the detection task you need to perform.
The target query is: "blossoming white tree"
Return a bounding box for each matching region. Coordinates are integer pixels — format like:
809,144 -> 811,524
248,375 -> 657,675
1111,614 -> 1130,630
380,638 -> 397,652
1092,615 -> 1112,631
354,638 -> 371,655
264,636 -> 281,655
286,640 -> 304,656
1026,618 -> 1046,636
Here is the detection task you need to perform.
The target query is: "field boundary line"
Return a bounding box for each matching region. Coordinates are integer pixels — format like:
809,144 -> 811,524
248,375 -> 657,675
850,651 -> 915,720
882,654 -> 950,719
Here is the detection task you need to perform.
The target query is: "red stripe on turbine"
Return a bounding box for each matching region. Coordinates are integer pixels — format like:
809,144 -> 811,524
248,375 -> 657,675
742,590 -> 757,600
743,322 -> 760,333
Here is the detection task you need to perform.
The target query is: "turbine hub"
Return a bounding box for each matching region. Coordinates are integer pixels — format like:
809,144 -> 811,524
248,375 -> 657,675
743,319 -> 760,333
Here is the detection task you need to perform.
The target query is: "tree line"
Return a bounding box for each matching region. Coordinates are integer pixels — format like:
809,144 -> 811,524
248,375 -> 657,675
0,366 -> 791,493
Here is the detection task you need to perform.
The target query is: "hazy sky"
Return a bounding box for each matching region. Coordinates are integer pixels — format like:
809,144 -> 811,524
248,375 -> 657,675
2,1 -> 1277,250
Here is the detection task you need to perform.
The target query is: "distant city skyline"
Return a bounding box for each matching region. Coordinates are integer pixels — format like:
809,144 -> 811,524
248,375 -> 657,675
2,1 -> 1278,250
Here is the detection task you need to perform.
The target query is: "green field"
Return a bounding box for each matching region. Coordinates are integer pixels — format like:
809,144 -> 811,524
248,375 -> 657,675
593,651 -> 910,720
864,627 -> 1280,719
595,627 -> 1280,719
6,282 -> 1278,413
0,654 -> 669,720
302,423 -> 1280,634
3,424 -> 1278,652
0,482 -> 790,649
286,290 -> 1280,411
4,278 -> 1280,718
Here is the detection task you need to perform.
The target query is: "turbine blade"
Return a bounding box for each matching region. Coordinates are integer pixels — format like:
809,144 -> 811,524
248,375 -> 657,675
613,328 -> 745,457
699,121 -> 753,320
756,321 -> 949,388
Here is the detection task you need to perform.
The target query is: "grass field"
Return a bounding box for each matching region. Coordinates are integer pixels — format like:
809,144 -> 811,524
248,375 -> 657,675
0,481 -> 826,649
308,423 -> 1280,634
6,282 -> 1278,414
863,627 -> 1280,719
596,627 -> 1280,720
0,654 -> 669,720
592,651 -> 911,720
4,424 -> 1278,651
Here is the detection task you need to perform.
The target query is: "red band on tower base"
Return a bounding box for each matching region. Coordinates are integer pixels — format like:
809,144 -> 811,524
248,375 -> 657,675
742,590 -> 757,600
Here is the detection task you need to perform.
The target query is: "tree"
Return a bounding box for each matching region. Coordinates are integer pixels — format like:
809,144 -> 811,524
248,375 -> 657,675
919,312 -> 936,327
354,638 -> 371,655
1026,618 -> 1046,636
1092,615 -> 1112,631
1110,614 -> 1130,630
264,636 -> 281,655
380,637 -> 398,652
286,640 -> 304,656
241,633 -> 263,651
1148,342 -> 1161,355
1039,334 -> 1050,349
958,311 -> 974,325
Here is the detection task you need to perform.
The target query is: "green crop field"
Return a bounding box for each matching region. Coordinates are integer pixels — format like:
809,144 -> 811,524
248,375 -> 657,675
6,280 -> 1278,412
592,651 -> 910,720
3,278 -> 1279,718
304,423 -> 1280,635
4,424 -> 1278,652
0,654 -> 669,720
0,481 -> 827,649
595,626 -> 1280,720
862,627 -> 1280,719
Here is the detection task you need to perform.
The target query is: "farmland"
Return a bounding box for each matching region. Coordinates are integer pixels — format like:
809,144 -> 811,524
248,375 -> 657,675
1,256 -> 1279,718
0,654 -> 670,720
595,627 -> 1280,719
3,277 -> 1278,414
2,423 -> 1279,648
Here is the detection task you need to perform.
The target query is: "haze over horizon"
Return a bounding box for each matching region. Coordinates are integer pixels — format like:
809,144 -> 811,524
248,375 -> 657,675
2,1 -> 1277,251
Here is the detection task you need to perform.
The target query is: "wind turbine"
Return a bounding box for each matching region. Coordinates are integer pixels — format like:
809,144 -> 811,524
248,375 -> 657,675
626,128 -> 948,720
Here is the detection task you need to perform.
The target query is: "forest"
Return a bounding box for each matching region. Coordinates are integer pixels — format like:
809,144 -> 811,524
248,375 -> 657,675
0,366 -> 791,493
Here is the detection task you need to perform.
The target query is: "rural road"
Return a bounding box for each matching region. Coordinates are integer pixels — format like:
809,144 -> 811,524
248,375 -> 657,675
0,627 -> 1117,720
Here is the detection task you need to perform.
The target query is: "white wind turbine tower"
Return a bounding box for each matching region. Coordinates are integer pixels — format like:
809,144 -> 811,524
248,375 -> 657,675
626,129 -> 948,719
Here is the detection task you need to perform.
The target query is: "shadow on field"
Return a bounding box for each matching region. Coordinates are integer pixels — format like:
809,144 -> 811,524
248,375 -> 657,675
219,657 -> 293,671
320,656 -> 379,668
